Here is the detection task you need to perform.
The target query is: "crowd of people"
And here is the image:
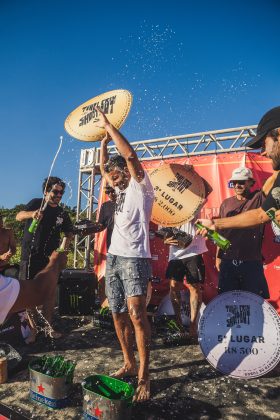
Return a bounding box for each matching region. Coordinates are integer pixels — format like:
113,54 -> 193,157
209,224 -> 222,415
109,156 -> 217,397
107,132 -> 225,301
0,105 -> 280,402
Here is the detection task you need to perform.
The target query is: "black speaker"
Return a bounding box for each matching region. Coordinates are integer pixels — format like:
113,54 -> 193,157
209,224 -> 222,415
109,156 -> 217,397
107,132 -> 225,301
58,269 -> 97,316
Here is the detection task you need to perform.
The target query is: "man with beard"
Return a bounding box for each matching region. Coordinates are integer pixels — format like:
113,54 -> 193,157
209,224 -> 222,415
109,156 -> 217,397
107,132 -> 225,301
16,177 -> 73,342
215,167 -> 269,298
197,106 -> 280,232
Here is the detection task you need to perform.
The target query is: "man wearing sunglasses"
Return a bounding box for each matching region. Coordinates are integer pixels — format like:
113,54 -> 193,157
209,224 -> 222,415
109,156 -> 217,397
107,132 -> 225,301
197,106 -> 280,235
215,167 -> 269,297
16,176 -> 73,343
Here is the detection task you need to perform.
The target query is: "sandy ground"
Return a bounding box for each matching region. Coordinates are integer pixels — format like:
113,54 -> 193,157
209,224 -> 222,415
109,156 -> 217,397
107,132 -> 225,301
0,315 -> 279,420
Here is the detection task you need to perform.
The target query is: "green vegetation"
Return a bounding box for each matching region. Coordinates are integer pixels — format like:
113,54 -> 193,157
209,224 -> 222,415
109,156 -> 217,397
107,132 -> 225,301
0,204 -> 89,269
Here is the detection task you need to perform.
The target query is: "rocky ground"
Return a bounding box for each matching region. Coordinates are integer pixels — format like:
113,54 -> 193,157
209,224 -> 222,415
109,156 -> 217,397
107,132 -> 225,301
0,315 -> 279,420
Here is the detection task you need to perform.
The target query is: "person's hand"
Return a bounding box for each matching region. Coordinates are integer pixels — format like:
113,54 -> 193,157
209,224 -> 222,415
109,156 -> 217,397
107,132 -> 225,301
275,209 -> 280,224
164,236 -> 179,246
94,106 -> 110,129
101,132 -> 112,145
195,218 -> 215,237
0,251 -> 12,261
32,209 -> 43,221
215,257 -> 221,272
49,251 -> 68,271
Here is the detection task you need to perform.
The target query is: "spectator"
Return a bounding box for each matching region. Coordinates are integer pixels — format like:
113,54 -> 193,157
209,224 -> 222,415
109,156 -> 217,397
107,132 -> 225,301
16,177 -> 73,343
0,213 -> 17,277
215,167 -> 269,298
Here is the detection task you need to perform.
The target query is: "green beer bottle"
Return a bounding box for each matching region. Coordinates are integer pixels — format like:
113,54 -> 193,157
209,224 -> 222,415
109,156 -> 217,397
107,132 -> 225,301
41,356 -> 53,374
28,201 -> 48,234
64,361 -> 76,382
28,218 -> 40,234
54,359 -> 67,377
195,222 -> 231,251
46,356 -> 64,377
56,237 -> 67,253
266,207 -> 280,229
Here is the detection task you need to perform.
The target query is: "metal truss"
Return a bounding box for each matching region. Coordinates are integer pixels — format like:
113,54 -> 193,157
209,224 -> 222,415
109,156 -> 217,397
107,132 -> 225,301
74,125 -> 257,268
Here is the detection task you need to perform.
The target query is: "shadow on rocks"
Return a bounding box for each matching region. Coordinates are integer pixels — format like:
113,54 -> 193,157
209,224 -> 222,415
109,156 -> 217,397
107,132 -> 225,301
131,395 -> 222,420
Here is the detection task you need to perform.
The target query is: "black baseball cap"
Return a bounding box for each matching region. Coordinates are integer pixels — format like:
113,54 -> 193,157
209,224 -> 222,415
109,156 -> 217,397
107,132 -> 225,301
246,106 -> 280,149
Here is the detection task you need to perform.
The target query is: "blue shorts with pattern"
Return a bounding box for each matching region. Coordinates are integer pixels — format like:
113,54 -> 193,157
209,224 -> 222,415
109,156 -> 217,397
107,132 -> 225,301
105,253 -> 151,313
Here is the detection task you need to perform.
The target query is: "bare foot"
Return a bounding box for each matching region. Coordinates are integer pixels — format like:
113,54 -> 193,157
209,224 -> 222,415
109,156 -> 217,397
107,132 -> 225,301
48,329 -> 63,339
110,365 -> 137,378
133,378 -> 150,402
25,328 -> 37,344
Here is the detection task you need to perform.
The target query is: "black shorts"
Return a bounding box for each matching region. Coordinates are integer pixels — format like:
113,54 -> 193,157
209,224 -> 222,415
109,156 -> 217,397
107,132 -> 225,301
19,257 -> 49,281
165,254 -> 205,284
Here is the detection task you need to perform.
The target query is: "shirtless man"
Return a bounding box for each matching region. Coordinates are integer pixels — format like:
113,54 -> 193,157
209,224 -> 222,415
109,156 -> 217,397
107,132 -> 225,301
0,214 -> 17,276
0,251 -> 67,326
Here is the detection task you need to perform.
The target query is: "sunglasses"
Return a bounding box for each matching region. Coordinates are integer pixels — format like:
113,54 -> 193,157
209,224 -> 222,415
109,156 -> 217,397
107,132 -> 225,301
232,180 -> 246,185
51,189 -> 65,196
105,189 -> 115,195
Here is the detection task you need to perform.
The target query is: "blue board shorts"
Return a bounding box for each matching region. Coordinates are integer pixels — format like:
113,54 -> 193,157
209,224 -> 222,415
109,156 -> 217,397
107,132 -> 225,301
105,253 -> 152,313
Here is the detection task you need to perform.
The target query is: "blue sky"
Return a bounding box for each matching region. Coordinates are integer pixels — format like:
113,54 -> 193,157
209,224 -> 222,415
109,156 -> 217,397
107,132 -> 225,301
1,0 -> 280,208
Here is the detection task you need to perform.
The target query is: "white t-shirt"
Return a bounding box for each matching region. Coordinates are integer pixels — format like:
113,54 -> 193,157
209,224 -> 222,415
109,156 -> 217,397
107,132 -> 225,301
169,220 -> 208,261
109,172 -> 154,258
0,274 -> 20,325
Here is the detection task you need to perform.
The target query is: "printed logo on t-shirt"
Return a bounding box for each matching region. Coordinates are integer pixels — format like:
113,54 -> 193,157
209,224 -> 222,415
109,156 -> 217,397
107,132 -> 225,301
56,216 -> 63,226
115,192 -> 126,214
271,187 -> 280,205
271,221 -> 280,243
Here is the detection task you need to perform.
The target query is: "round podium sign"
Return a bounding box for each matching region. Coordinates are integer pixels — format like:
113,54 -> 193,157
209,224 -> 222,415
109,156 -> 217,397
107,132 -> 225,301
149,163 -> 206,227
198,291 -> 280,378
64,89 -> 132,142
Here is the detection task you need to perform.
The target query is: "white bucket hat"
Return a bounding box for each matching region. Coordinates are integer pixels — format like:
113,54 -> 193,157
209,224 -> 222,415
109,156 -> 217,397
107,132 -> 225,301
230,167 -> 254,181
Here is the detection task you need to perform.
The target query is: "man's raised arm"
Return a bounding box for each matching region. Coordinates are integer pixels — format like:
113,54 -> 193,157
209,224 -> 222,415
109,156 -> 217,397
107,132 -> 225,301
95,107 -> 144,182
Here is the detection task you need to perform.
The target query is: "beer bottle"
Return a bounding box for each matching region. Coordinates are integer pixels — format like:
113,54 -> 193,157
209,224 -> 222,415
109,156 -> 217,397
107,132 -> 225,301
195,222 -> 231,251
46,356 -> 63,377
266,207 -> 280,229
28,201 -> 48,234
65,361 -> 76,378
56,237 -> 67,253
95,380 -> 122,400
54,359 -> 67,377
41,356 -> 53,374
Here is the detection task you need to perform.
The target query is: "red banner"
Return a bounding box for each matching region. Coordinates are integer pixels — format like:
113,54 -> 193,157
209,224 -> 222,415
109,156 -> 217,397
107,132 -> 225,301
94,152 -> 280,313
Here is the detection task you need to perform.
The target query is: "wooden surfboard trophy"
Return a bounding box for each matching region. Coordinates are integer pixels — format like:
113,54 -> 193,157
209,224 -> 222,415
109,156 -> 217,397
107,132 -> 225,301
149,163 -> 206,227
64,89 -> 133,142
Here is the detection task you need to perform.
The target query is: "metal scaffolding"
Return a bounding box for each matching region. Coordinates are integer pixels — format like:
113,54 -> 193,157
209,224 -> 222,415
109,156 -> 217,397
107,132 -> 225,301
73,124 -> 257,268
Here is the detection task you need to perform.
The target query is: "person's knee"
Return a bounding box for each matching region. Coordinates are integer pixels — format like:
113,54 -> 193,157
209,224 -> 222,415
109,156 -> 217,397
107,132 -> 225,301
128,301 -> 146,325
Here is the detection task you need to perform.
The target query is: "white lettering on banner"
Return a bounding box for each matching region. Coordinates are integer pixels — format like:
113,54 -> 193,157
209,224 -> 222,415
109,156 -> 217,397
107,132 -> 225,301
198,291 -> 280,378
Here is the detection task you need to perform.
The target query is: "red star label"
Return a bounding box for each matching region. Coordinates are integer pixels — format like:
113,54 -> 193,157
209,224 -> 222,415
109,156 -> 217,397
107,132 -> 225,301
91,405 -> 103,418
37,384 -> 45,394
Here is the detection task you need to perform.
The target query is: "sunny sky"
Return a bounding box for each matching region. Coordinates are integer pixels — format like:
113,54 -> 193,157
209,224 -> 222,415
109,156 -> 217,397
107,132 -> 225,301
1,0 -> 280,208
